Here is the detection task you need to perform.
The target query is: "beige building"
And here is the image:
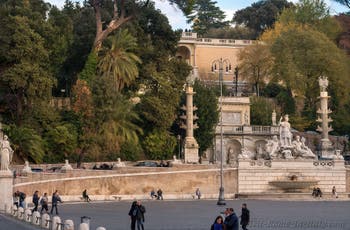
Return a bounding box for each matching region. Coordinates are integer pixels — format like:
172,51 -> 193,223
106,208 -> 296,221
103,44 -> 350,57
176,32 -> 255,90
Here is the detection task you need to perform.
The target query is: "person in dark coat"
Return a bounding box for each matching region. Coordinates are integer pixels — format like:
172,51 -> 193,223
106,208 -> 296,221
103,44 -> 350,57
135,200 -> 146,230
224,208 -> 239,230
32,190 -> 39,212
211,215 -> 226,230
50,190 -> 62,215
157,189 -> 163,200
240,203 -> 250,230
128,201 -> 138,230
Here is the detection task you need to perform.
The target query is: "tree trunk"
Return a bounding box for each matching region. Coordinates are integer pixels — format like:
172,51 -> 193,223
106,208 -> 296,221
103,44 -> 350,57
92,0 -> 133,52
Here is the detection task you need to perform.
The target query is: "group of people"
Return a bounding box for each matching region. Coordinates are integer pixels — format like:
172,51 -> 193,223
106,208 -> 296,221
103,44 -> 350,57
150,189 -> 163,200
211,204 -> 250,230
312,187 -> 323,198
13,190 -> 63,215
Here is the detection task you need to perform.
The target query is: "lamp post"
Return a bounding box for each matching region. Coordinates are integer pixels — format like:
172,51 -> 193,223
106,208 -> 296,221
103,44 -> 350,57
212,58 -> 231,206
177,135 -> 181,159
234,66 -> 238,96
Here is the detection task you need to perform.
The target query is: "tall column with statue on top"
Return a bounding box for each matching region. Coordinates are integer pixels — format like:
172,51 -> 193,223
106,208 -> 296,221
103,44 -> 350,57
0,122 -> 14,213
180,73 -> 199,163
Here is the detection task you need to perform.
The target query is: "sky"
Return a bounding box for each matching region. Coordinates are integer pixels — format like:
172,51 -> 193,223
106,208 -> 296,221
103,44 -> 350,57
47,0 -> 349,29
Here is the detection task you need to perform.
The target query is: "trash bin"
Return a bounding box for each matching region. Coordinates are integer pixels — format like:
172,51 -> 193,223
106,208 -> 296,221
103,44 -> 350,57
80,216 -> 91,226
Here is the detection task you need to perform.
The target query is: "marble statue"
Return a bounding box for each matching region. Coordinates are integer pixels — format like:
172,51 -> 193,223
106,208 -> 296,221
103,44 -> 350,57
22,160 -> 32,174
265,135 -> 280,159
319,76 -> 328,92
114,157 -> 126,167
334,150 -> 344,160
292,136 -> 316,159
279,115 -> 292,147
272,110 -> 277,126
0,135 -> 13,171
238,147 -> 254,159
172,155 -> 182,164
61,159 -> 73,171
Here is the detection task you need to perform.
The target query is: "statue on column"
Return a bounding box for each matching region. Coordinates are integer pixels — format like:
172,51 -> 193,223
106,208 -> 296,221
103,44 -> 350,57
1,135 -> 14,171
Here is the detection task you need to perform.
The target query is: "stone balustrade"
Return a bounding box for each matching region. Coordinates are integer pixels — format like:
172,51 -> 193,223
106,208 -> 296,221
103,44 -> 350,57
216,125 -> 279,135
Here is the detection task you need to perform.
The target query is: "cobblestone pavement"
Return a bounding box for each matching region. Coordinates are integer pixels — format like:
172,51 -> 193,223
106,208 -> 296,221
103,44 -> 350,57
2,199 -> 350,230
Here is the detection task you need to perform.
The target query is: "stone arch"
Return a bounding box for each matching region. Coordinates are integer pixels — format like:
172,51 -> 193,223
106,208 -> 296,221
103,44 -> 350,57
176,45 -> 191,64
226,139 -> 242,164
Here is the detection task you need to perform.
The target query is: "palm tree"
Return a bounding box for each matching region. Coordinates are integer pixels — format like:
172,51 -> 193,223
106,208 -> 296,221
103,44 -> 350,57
98,29 -> 142,91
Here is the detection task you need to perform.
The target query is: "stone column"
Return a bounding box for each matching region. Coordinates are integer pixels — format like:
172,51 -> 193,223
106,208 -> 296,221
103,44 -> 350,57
183,85 -> 199,163
0,170 -> 13,213
316,76 -> 334,158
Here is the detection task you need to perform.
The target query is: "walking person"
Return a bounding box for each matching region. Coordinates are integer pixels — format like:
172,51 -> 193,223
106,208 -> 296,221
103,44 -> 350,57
82,189 -> 91,202
240,203 -> 250,230
332,186 -> 338,198
128,201 -> 137,230
211,215 -> 226,230
40,193 -> 49,214
32,190 -> 39,212
157,189 -> 163,200
224,208 -> 239,230
195,188 -> 201,199
135,200 -> 146,230
19,191 -> 26,208
50,190 -> 63,215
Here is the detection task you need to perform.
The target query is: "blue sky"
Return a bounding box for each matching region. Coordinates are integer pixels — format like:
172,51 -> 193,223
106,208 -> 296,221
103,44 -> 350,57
47,0 -> 349,29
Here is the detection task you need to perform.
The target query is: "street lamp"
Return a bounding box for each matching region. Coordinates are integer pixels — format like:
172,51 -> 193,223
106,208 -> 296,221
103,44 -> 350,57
177,135 -> 181,159
234,66 -> 239,96
212,58 -> 231,206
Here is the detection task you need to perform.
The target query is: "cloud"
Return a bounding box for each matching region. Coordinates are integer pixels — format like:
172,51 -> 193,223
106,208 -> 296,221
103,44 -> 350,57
154,0 -> 190,29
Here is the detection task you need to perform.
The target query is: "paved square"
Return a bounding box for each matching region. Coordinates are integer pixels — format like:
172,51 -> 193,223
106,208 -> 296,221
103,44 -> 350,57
2,199 -> 350,230
54,199 -> 350,230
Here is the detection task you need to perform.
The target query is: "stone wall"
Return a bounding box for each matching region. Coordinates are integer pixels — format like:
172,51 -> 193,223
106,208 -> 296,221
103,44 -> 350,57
14,166 -> 238,201
239,159 -> 347,195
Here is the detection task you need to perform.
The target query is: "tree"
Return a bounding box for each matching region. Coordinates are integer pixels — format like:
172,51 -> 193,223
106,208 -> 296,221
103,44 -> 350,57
332,0 -> 350,8
233,0 -> 293,38
6,125 -> 45,163
193,80 -> 219,156
89,0 -> 195,51
187,0 -> 229,36
276,0 -> 342,40
0,13 -> 55,126
250,96 -> 274,125
238,43 -> 274,96
98,29 -> 142,91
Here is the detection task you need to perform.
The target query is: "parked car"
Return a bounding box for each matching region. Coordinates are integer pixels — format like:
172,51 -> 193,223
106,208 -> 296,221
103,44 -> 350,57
134,161 -> 159,167
47,166 -> 61,172
31,168 -> 43,173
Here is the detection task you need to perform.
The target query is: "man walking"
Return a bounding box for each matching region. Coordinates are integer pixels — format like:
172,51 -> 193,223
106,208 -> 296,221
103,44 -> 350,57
240,203 -> 250,230
40,193 -> 49,214
224,208 -> 239,230
32,191 -> 39,212
128,200 -> 146,230
135,200 -> 146,230
50,190 -> 63,215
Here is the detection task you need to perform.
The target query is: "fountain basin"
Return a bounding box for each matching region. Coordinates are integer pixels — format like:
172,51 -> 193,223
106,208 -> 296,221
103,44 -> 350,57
269,180 -> 318,193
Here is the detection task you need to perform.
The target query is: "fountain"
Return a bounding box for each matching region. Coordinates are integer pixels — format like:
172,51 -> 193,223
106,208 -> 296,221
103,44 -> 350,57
269,174 -> 319,193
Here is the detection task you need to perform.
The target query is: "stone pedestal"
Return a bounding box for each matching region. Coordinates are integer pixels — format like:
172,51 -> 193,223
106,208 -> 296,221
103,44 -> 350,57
184,137 -> 199,163
0,171 -> 13,213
